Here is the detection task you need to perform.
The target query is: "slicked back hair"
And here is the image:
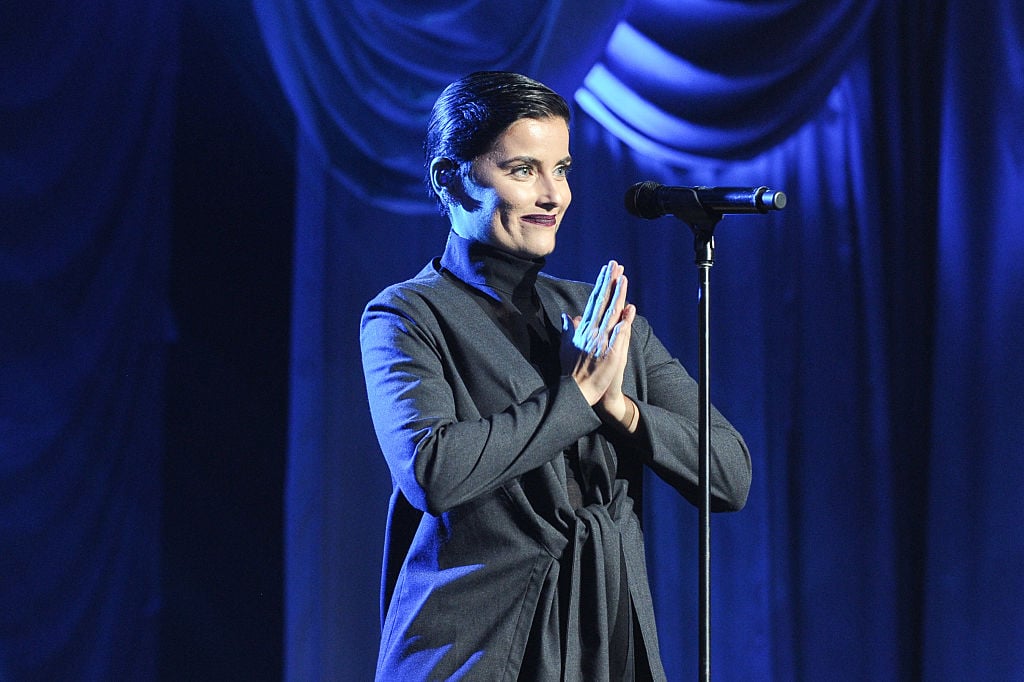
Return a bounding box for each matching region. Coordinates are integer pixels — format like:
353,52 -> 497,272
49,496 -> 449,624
424,71 -> 570,214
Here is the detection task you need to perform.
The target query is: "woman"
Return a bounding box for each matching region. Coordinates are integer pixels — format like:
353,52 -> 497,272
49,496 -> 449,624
360,71 -> 751,681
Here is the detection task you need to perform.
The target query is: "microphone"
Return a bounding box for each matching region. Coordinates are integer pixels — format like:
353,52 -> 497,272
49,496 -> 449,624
624,181 -> 787,223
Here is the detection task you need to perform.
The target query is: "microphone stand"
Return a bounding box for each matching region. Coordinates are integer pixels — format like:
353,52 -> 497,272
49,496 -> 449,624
627,182 -> 783,681
690,221 -> 717,682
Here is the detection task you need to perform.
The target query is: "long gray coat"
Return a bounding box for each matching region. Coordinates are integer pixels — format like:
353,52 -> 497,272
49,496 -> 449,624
360,249 -> 751,681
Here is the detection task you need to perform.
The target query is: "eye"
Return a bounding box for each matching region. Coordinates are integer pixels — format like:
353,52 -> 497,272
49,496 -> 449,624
555,163 -> 572,178
511,165 -> 533,177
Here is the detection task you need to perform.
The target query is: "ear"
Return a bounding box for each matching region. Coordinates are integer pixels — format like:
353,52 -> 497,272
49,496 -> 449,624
429,157 -> 458,199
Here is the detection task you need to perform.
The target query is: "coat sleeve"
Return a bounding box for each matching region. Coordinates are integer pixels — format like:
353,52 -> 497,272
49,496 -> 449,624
360,288 -> 602,516
626,315 -> 752,512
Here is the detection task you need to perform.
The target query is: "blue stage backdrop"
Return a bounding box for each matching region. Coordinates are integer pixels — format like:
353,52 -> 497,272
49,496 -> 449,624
1,1 -> 1022,680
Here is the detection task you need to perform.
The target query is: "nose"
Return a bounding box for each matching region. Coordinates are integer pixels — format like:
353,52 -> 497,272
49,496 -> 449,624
537,172 -> 569,210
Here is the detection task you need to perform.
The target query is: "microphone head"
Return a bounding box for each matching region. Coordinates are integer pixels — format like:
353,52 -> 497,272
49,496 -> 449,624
623,181 -> 664,219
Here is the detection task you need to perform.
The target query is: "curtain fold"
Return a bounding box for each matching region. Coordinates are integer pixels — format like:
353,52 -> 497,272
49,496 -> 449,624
249,0 -> 1023,679
254,0 -> 628,211
577,0 -> 879,161
923,2 -> 1024,679
0,2 -> 180,679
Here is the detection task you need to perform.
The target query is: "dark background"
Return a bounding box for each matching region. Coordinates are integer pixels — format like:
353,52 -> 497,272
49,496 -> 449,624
163,5 -> 292,677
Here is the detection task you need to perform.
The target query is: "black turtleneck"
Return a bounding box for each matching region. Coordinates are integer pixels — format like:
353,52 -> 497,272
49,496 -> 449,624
438,231 -> 584,509
439,232 -> 562,385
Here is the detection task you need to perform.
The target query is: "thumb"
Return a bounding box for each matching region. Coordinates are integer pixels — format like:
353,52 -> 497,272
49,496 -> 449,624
559,313 -> 581,373
561,313 -> 581,333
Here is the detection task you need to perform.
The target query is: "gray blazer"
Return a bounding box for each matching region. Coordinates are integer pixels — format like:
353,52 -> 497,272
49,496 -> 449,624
360,256 -> 751,681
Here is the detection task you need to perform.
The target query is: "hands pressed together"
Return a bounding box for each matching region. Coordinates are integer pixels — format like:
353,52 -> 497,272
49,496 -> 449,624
561,260 -> 640,434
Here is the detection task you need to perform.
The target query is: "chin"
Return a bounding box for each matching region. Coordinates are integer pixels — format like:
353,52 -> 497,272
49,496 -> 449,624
494,231 -> 557,259
522,245 -> 555,260
525,236 -> 557,259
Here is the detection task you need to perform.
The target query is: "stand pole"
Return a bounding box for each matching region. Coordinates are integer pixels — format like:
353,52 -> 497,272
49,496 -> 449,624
693,227 -> 715,682
624,181 -> 784,680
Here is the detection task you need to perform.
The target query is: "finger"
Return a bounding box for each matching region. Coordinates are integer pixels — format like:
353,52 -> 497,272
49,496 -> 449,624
579,264 -> 608,328
576,264 -> 613,351
608,262 -> 626,317
596,274 -> 628,355
592,260 -> 619,320
606,304 -> 636,356
616,271 -> 629,312
607,322 -> 622,355
579,260 -> 623,354
601,273 -> 627,328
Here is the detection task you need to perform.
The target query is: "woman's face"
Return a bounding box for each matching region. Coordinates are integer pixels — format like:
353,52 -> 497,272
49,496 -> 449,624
450,116 -> 572,259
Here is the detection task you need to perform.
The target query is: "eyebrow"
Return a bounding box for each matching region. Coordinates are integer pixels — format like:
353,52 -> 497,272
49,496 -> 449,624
497,155 -> 573,168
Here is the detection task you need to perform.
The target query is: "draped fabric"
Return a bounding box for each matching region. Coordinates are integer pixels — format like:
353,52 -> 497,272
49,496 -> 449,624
576,0 -> 878,161
0,2 -> 179,679
254,0 -> 628,212
924,2 -> 1024,678
2,0 -> 1022,680
254,0 -> 1024,679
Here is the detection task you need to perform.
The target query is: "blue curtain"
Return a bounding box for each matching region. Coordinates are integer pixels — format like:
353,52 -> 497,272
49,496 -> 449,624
2,0 -> 1022,680
0,1 -> 179,679
255,0 -> 1024,680
923,2 -> 1024,679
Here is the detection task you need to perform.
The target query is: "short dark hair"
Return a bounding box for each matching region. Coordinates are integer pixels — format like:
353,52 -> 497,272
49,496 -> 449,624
424,71 -> 570,212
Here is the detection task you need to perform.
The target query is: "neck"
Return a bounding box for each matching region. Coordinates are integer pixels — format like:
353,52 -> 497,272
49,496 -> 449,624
439,231 -> 544,302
